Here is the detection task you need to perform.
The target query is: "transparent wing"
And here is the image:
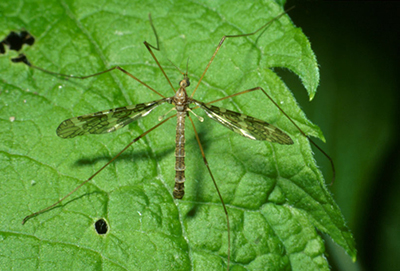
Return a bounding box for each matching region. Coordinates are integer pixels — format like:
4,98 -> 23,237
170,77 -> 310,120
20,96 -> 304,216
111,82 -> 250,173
194,100 -> 293,144
57,99 -> 168,138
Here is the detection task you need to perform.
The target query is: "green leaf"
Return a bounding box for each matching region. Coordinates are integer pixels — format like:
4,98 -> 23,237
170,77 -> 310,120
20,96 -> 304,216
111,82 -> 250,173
0,0 -> 355,270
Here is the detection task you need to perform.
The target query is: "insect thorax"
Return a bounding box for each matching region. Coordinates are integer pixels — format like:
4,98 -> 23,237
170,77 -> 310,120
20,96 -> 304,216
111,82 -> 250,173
173,84 -> 191,112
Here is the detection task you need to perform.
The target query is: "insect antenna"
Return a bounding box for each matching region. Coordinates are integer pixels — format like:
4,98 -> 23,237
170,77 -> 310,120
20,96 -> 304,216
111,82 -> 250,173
167,58 -> 185,75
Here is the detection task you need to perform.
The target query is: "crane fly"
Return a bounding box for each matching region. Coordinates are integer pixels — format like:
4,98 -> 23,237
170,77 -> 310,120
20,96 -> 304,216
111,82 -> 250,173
55,74 -> 294,199
18,6 -> 333,270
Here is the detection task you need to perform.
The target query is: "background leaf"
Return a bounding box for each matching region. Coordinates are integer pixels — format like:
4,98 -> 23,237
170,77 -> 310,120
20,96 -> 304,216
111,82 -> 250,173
0,0 -> 355,270
278,3 -> 399,271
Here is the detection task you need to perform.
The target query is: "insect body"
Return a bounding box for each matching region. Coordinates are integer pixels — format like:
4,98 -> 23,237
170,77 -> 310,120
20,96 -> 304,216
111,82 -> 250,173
171,76 -> 191,199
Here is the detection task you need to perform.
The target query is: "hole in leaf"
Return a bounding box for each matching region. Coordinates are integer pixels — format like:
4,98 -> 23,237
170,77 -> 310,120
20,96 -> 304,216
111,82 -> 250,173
95,218 -> 108,235
0,30 -> 35,54
11,54 -> 31,65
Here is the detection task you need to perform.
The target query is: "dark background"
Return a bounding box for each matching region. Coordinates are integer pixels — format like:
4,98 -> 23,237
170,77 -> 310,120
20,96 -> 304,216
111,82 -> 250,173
279,2 -> 400,271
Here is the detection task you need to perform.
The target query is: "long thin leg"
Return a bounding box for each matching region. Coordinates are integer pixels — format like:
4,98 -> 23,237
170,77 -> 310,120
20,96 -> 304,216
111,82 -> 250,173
12,54 -> 166,98
190,7 -> 294,98
188,115 -> 231,271
143,14 -> 175,93
22,114 -> 176,225
12,15 -> 175,96
206,87 -> 336,184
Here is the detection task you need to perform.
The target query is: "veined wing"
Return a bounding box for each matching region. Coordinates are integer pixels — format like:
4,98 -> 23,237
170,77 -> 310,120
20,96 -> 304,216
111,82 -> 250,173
57,99 -> 168,138
194,100 -> 293,145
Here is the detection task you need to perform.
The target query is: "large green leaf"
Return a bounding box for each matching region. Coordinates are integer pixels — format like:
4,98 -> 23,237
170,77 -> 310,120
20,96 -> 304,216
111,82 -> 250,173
0,0 -> 356,270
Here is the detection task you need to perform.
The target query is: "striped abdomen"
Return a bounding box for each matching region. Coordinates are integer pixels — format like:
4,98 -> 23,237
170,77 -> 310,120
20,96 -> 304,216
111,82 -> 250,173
173,112 -> 186,199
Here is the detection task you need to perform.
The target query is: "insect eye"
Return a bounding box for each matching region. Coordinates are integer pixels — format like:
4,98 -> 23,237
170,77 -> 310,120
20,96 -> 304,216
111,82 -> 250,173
186,79 -> 190,87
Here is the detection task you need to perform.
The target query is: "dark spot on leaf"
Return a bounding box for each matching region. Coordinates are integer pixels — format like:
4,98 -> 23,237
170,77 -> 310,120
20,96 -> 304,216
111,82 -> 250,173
0,30 -> 35,54
11,54 -> 31,65
95,218 -> 108,234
